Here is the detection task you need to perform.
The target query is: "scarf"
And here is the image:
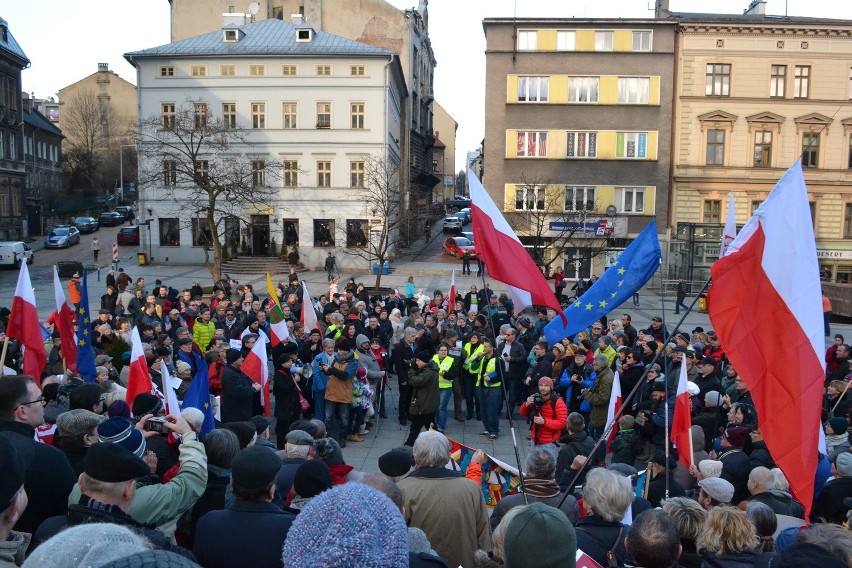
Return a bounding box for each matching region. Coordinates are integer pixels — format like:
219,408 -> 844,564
826,433 -> 847,448
521,477 -> 561,498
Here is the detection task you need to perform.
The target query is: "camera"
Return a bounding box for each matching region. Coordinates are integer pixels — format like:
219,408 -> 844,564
145,417 -> 168,433
532,392 -> 544,407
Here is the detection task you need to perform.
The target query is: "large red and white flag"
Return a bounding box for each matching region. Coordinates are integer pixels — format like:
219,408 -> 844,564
301,280 -> 318,332
671,357 -> 693,468
709,161 -> 824,519
125,327 -> 155,406
52,266 -> 77,374
468,171 -> 565,320
447,270 -> 456,315
721,192 -> 737,257
242,336 -> 270,417
160,361 -> 181,417
604,371 -> 622,453
6,262 -> 46,384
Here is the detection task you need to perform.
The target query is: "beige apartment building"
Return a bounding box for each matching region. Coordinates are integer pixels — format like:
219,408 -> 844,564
663,1 -> 852,282
432,100 -> 457,202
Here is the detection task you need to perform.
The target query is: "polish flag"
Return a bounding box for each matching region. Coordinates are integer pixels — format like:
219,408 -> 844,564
266,273 -> 290,346
6,262 -> 46,385
125,327 -> 155,405
468,171 -> 566,320
604,371 -> 622,453
301,280 -> 318,332
447,271 -> 456,315
709,161 -> 824,519
160,360 -> 182,417
52,266 -> 77,374
671,357 -> 693,468
242,336 -> 270,417
720,192 -> 737,257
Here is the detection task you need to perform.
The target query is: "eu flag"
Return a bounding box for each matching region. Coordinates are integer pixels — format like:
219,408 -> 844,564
544,221 -> 662,345
76,271 -> 97,383
182,358 -> 215,437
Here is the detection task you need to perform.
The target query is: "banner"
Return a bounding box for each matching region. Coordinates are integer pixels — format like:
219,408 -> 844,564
445,436 -> 520,508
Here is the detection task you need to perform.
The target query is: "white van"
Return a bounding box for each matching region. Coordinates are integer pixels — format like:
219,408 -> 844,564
0,242 -> 34,267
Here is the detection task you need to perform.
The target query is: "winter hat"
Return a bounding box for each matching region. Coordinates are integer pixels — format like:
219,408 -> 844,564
226,348 -> 242,364
84,441 -> 149,483
619,415 -> 635,430
646,340 -> 659,353
698,459 -> 723,478
335,338 -> 352,352
97,417 -> 147,458
107,400 -> 131,419
131,393 -> 163,417
231,446 -> 282,491
315,438 -> 344,467
249,415 -> 275,435
356,334 -> 370,349
829,417 -> 849,434
293,459 -> 334,498
415,350 -> 432,364
503,502 -> 577,568
56,409 -> 105,439
378,448 -> 414,478
282,483 -> 409,568
704,391 -> 723,408
174,361 -> 191,376
686,381 -> 700,396
222,421 -> 257,449
356,367 -> 367,379
835,452 -> 852,477
599,335 -> 613,347
552,343 -> 566,355
724,426 -> 750,448
647,363 -> 661,373
96,548 -> 202,568
284,430 -> 315,447
0,435 -> 30,512
177,336 -> 193,346
770,542 -> 848,568
21,523 -> 150,568
538,377 -> 554,390
698,477 -> 734,504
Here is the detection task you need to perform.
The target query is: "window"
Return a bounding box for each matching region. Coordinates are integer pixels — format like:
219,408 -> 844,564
770,65 -> 786,98
317,160 -> 332,188
566,132 -> 597,158
283,220 -> 299,246
282,102 -> 297,129
314,219 -> 335,247
703,200 -> 722,223
595,31 -> 613,51
350,65 -> 365,76
620,188 -> 645,213
222,102 -> 236,129
564,247 -> 593,279
191,218 -> 211,247
751,200 -> 763,214
515,186 -> 545,211
516,131 -> 548,158
705,64 -> 731,96
809,202 -> 816,227
350,160 -> 365,188
617,77 -> 650,104
251,102 -> 266,129
565,186 -> 595,212
163,160 -> 177,187
568,77 -> 599,103
220,64 -> 236,76
517,30 -> 537,50
190,65 -> 207,77
845,204 -> 852,238
316,65 -> 331,76
283,161 -> 299,187
161,103 -> 175,129
194,160 -> 209,183
224,216 -> 240,248
282,65 -> 297,76
249,64 -> 266,77
706,129 -> 725,165
517,76 -> 549,103
754,131 -> 772,167
316,102 -> 331,128
632,31 -> 651,51
346,219 -> 368,247
616,132 -> 648,159
160,66 -> 174,77
557,31 -> 575,51
350,102 -> 365,129
251,160 -> 266,187
794,65 -> 810,99
194,102 -> 207,129
159,218 -> 180,246
802,133 -> 820,168
849,134 -> 852,168
224,29 -> 238,42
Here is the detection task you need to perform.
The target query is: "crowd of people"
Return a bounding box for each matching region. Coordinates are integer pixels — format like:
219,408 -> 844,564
1,268 -> 852,567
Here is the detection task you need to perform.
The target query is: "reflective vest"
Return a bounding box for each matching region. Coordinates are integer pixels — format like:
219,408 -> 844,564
433,354 -> 455,389
462,342 -> 484,372
476,354 -> 500,388
326,324 -> 342,339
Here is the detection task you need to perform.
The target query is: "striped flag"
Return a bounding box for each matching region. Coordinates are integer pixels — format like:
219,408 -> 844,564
266,273 -> 290,346
6,261 -> 46,384
52,266 -> 77,374
125,327 -> 155,405
604,371 -> 622,453
301,280 -> 318,332
671,358 -> 693,468
242,334 -> 271,417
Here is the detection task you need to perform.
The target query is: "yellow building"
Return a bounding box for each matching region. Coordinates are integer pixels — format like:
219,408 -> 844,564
432,100 -> 457,202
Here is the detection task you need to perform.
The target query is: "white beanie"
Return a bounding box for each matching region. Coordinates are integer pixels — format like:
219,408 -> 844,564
22,523 -> 150,568
698,459 -> 723,479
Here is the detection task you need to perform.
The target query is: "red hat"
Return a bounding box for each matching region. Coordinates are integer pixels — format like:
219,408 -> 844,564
538,377 -> 554,390
724,426 -> 750,447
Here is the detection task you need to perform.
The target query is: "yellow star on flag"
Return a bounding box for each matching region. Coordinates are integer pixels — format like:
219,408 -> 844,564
82,329 -> 89,336
83,318 -> 89,324
203,402 -> 209,409
618,267 -> 626,275
572,301 -> 583,309
618,280 -> 624,287
610,291 -> 617,298
599,300 -> 608,308
78,339 -> 85,346
585,303 -> 593,310
78,308 -> 86,315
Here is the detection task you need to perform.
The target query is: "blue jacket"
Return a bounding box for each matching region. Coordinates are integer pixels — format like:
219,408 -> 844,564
311,351 -> 334,392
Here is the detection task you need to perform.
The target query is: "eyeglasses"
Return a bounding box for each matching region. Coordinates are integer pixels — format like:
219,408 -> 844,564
18,396 -> 46,408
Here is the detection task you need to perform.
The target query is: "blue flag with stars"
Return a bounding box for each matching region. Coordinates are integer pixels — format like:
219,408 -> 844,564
544,221 -> 662,346
76,271 -> 97,383
181,358 -> 214,437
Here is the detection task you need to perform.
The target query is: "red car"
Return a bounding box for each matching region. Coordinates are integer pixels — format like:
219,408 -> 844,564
116,226 -> 140,245
443,236 -> 476,259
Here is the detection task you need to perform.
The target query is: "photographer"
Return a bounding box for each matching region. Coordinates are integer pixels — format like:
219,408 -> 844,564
404,351 -> 439,447
520,377 -> 567,459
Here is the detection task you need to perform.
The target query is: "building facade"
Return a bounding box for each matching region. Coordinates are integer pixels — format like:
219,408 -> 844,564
125,17 -> 405,269
22,95 -> 63,236
0,18 -> 29,240
482,18 -> 676,279
432,100 -> 458,202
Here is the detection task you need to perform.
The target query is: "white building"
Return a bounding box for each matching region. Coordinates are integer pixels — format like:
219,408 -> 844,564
124,16 -> 406,268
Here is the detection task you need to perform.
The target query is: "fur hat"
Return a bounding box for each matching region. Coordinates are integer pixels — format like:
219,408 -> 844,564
503,502 -> 577,568
698,459 -> 723,478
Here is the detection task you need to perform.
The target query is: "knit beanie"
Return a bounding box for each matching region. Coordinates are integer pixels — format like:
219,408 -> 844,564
698,459 -> 723,478
836,452 -> 852,477
98,550 -> 199,568
538,377 -> 554,390
314,437 -> 344,467
97,417 -> 147,458
829,417 -> 849,434
293,459 -> 333,498
283,483 -> 408,567
599,335 -> 612,347
21,523 -> 150,568
226,348 -> 242,364
503,502 -> 577,568
619,415 -> 635,430
107,400 -> 131,419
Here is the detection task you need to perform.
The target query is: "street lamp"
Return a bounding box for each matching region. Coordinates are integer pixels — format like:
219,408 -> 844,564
118,144 -> 137,203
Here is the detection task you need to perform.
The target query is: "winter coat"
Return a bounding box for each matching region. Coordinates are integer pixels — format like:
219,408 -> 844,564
409,361 -> 440,416
699,549 -> 760,568
496,339 -> 528,380
272,369 -> 301,420
748,440 -> 776,470
583,366 -> 614,428
220,363 -> 256,422
527,352 -> 554,390
745,490 -> 805,519
519,395 -> 567,445
489,478 -> 579,531
610,429 -> 640,466
811,476 -> 852,523
575,515 -> 629,568
719,447 -> 751,504
324,351 -> 358,404
556,431 -> 596,492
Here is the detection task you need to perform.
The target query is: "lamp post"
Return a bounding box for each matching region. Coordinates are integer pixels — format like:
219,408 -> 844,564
118,144 -> 137,203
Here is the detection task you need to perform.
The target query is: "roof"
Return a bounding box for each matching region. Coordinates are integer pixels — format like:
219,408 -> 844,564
23,105 -> 63,138
663,11 -> 852,25
125,18 -> 393,62
0,18 -> 29,67
433,136 -> 446,149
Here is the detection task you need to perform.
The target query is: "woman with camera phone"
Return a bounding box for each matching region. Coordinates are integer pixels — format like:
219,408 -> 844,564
520,377 -> 567,459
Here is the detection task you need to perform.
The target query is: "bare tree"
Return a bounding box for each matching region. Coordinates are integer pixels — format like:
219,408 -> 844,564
137,98 -> 282,282
61,88 -> 118,193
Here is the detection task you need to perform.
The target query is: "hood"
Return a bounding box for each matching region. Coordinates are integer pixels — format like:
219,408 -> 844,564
690,425 -> 705,448
334,351 -> 355,364
355,334 -> 370,349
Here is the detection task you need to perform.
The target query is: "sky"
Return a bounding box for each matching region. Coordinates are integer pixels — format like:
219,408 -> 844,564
4,0 -> 852,169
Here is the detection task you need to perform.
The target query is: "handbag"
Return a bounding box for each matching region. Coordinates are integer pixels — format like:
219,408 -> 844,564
292,377 -> 311,413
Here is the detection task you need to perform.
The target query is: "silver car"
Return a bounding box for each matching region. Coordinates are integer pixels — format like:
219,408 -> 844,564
443,216 -> 462,233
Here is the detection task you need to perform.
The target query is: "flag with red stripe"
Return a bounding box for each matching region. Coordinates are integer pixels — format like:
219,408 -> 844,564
6,262 -> 46,384
447,270 -> 456,314
265,273 -> 289,346
604,371 -> 622,453
671,358 -> 693,468
242,336 -> 270,417
52,266 -> 77,374
125,327 -> 155,405
301,280 -> 318,332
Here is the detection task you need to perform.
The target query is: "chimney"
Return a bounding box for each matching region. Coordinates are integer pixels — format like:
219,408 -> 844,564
22,94 -> 30,113
291,13 -> 304,25
744,0 -> 766,15
97,62 -> 109,73
655,0 -> 670,18
222,12 -> 248,27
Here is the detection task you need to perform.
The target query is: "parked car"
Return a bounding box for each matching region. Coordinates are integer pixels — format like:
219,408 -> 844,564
461,231 -> 475,243
445,195 -> 470,209
454,208 -> 471,225
443,216 -> 462,233
116,226 -> 140,246
114,205 -> 134,221
98,211 -> 124,226
44,225 -> 81,248
0,241 -> 33,267
72,216 -> 99,233
442,236 -> 476,259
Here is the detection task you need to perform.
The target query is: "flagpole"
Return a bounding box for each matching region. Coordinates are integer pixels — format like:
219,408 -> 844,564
0,336 -> 8,370
657,258 -> 670,499
832,380 -> 852,414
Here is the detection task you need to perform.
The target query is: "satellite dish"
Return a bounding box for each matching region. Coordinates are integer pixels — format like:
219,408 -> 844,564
248,2 -> 260,15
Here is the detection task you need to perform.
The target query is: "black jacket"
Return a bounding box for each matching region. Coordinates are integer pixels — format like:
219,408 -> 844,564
272,369 -> 301,420
527,352 -> 554,389
693,408 -> 725,452
556,431 -> 596,492
220,364 -> 257,422
811,476 -> 852,523
575,515 -> 630,568
193,501 -> 296,568
719,448 -> 751,504
495,339 -> 527,380
747,440 -> 775,471
746,490 -> 805,519
0,421 -> 77,535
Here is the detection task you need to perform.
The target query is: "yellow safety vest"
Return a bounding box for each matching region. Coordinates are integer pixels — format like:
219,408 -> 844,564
476,355 -> 500,388
326,324 -> 341,339
462,343 -> 484,372
433,354 -> 455,389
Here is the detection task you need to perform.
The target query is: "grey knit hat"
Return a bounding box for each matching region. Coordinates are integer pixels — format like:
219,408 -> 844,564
21,523 -> 150,568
